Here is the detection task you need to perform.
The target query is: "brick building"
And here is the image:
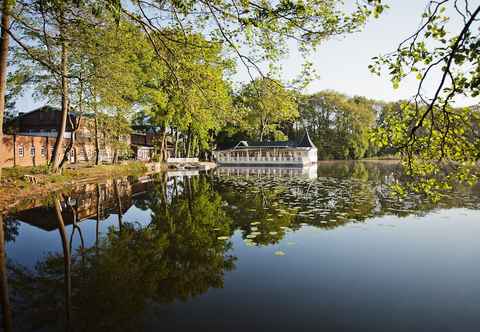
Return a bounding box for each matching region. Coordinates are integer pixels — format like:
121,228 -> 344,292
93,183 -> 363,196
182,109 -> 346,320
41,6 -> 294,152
130,133 -> 156,161
1,106 -> 157,167
0,134 -> 56,167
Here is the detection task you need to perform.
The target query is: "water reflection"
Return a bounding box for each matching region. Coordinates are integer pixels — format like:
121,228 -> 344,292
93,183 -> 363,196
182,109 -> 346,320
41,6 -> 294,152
1,161 -> 480,331
215,164 -> 318,179
2,175 -> 236,331
215,162 -> 480,241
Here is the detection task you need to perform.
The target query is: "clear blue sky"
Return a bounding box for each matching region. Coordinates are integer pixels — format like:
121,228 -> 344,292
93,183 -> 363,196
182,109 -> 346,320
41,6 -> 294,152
235,0 -> 478,106
14,0 -> 478,112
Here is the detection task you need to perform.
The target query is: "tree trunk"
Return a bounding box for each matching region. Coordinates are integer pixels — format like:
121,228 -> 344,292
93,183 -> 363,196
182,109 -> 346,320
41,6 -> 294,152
53,197 -> 71,327
0,1 -> 11,180
50,10 -> 69,172
173,128 -> 178,158
192,137 -> 198,158
59,115 -> 79,169
159,125 -> 168,162
94,110 -> 100,165
0,215 -> 13,332
259,121 -> 265,142
113,179 -> 123,232
186,126 -> 192,158
112,149 -> 118,164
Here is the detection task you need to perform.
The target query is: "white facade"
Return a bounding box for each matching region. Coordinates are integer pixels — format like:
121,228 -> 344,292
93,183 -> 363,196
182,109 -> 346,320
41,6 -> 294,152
214,133 -> 317,167
216,165 -> 318,179
215,148 -> 316,166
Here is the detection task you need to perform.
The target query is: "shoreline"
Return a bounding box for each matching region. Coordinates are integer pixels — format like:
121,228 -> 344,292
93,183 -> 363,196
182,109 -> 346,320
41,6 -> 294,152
0,159 -> 398,212
0,162 -> 156,213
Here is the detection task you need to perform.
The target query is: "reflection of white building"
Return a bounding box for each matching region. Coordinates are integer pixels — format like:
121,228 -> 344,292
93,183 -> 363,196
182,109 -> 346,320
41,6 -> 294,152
214,132 -> 317,166
215,165 -> 318,179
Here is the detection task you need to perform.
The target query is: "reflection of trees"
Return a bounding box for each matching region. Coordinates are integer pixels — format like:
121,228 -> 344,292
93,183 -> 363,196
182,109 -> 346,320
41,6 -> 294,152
5,175 -> 236,331
2,215 -> 19,243
5,162 -> 480,331
4,196 -> 72,331
146,174 -> 236,302
215,162 -> 480,235
0,215 -> 13,332
216,177 -> 300,245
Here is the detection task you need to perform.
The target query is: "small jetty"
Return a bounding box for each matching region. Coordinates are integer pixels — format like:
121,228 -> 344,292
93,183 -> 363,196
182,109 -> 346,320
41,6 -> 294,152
167,158 -> 216,173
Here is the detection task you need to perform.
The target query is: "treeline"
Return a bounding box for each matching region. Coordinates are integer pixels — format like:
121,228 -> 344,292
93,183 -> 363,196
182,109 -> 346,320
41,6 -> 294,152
295,91 -> 398,160
6,5 -> 234,170
217,89 -> 401,161
0,0 -> 385,175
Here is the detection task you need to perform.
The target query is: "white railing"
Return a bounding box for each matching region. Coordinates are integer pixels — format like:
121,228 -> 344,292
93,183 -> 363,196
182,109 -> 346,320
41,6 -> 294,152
167,157 -> 199,163
217,156 -> 309,165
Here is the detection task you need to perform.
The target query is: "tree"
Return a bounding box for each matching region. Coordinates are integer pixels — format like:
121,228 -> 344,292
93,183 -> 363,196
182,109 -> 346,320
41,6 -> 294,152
1,0 -> 386,172
370,0 -> 480,195
0,0 -> 12,179
138,31 -> 234,161
9,5 -> 148,167
237,78 -> 298,141
7,0 -> 100,172
299,91 -> 375,159
77,19 -> 148,164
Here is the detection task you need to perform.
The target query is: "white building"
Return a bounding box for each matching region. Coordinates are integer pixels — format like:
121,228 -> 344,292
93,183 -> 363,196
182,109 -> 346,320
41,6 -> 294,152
214,132 -> 317,166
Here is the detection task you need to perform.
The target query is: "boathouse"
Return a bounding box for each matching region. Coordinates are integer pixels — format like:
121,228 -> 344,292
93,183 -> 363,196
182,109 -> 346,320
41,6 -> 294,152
214,132 -> 317,166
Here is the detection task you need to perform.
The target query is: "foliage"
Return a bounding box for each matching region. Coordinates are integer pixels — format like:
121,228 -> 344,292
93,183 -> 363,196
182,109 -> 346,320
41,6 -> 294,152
3,0 -> 386,167
141,31 -> 235,159
236,78 -> 298,141
116,0 -> 385,83
299,91 -> 376,159
369,0 -> 480,195
6,175 -> 236,331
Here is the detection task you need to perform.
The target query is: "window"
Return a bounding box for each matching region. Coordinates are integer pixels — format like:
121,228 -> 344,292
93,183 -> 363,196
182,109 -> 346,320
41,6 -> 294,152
30,145 -> 35,157
41,145 -> 46,157
18,145 -> 24,158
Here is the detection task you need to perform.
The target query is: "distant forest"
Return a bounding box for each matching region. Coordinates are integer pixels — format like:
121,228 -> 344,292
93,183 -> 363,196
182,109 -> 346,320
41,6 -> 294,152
216,90 -> 404,160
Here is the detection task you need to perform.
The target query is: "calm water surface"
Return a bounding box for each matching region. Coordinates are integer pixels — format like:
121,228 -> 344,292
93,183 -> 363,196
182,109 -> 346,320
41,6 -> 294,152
1,161 -> 480,332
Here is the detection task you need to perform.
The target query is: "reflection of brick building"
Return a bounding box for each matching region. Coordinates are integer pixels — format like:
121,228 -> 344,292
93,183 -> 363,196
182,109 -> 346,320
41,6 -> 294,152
2,106 -> 157,167
12,177 -> 156,231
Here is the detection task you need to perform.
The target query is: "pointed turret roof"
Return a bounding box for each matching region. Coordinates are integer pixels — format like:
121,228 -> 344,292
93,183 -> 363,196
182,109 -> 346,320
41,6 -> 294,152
296,130 -> 316,148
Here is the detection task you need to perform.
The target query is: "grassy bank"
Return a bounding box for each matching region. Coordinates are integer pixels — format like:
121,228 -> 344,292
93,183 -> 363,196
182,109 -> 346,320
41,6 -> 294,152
360,155 -> 400,161
0,161 -> 149,212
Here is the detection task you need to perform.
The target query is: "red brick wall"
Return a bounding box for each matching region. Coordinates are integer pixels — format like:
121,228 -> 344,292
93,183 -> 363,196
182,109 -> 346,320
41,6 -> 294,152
1,133 -> 149,168
1,135 -> 57,167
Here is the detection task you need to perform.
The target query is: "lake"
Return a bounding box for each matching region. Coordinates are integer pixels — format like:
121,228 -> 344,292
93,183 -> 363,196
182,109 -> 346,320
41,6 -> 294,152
1,161 -> 480,332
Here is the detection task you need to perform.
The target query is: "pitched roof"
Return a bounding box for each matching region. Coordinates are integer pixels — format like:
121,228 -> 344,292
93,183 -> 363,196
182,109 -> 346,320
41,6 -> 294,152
231,131 -> 316,150
15,105 -> 94,118
236,140 -> 297,148
297,131 -> 315,148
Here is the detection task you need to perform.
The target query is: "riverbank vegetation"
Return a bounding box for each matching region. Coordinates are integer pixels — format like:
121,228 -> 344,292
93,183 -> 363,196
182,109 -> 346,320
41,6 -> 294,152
0,0 -> 385,177
0,162 -> 148,211
0,1 -> 479,194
